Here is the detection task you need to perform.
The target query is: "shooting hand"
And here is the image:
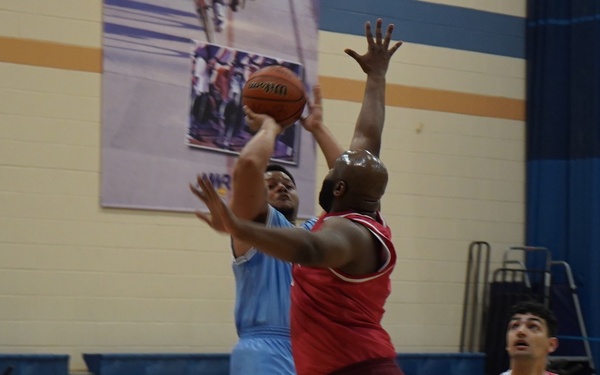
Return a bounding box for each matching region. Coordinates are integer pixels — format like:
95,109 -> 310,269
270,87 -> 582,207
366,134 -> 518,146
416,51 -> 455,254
243,106 -> 282,133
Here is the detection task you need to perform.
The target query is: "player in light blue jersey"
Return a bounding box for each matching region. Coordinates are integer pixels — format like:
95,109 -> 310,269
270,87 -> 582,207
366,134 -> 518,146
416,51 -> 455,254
226,86 -> 343,374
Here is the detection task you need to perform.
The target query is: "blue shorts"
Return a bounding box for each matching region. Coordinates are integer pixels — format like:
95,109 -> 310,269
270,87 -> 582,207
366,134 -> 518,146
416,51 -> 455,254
230,327 -> 295,375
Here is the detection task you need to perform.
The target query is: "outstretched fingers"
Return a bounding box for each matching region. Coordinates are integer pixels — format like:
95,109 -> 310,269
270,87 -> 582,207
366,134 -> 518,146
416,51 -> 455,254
197,175 -> 220,203
375,18 -> 383,46
344,48 -> 360,62
194,210 -> 211,226
189,176 -> 220,213
189,180 -> 213,225
190,175 -> 234,233
345,18 -> 404,74
381,21 -> 403,58
365,21 -> 375,49
383,22 -> 393,49
189,181 -> 206,203
388,40 -> 403,57
312,85 -> 322,107
301,84 -> 323,131
382,22 -> 404,57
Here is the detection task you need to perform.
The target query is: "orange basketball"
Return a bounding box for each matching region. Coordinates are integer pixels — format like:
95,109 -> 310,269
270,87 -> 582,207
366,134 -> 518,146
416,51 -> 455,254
242,65 -> 306,127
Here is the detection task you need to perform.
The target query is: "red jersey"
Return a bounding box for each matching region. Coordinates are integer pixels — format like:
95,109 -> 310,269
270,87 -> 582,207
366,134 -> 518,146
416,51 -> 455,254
291,211 -> 397,375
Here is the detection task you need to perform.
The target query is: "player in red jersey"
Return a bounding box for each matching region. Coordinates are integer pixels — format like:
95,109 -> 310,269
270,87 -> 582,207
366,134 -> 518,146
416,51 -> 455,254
501,301 -> 559,375
190,18 -> 403,374
290,202 -> 398,375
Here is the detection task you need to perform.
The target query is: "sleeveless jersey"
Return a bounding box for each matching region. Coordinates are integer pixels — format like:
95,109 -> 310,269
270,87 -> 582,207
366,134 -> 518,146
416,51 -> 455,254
230,205 -> 316,374
233,205 -> 316,335
291,211 -> 397,375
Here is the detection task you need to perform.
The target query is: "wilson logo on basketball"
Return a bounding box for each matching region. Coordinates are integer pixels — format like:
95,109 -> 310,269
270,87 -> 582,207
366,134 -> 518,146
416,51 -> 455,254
247,82 -> 288,97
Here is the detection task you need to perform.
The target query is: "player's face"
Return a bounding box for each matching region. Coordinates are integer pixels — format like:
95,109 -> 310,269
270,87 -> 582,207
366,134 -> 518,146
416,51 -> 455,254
265,171 -> 299,220
506,313 -> 557,361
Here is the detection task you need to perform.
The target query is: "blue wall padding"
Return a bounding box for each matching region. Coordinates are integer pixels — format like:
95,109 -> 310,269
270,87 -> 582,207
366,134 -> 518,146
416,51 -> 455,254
82,352 -> 484,375
397,353 -> 485,375
83,353 -> 229,375
0,354 -> 69,375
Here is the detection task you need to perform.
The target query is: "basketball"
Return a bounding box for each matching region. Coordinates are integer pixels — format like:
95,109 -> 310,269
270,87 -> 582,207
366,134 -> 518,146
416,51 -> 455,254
242,65 -> 306,128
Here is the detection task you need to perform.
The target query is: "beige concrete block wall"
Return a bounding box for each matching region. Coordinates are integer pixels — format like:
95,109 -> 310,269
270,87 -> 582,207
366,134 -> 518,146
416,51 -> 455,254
1,0 -> 526,371
0,1 -> 236,371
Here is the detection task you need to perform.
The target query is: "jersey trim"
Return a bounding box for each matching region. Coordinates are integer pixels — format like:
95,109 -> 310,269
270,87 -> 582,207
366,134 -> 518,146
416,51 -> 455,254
324,212 -> 394,283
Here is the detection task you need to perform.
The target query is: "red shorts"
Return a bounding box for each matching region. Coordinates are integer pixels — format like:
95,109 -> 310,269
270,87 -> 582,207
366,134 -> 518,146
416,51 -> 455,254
328,358 -> 405,375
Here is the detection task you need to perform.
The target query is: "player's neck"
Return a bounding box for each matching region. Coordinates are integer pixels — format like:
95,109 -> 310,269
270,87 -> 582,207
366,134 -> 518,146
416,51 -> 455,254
510,359 -> 547,375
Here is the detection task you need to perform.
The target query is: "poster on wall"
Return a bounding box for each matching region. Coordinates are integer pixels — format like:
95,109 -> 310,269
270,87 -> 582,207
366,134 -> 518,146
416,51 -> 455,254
100,0 -> 320,216
187,42 -> 303,164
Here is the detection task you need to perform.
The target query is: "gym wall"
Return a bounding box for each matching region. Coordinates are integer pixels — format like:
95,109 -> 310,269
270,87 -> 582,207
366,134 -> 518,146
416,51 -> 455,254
0,0 -> 526,371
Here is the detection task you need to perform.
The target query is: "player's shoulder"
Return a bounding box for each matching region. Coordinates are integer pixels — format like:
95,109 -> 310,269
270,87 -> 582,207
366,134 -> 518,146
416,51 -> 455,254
301,216 -> 318,230
332,211 -> 388,230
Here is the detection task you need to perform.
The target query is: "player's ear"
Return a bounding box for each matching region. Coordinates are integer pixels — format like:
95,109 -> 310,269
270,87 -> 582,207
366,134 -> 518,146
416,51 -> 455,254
333,181 -> 346,196
548,337 -> 559,354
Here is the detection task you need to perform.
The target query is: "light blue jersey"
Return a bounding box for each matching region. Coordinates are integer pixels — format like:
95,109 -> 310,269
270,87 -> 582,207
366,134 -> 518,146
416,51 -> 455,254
230,205 -> 316,375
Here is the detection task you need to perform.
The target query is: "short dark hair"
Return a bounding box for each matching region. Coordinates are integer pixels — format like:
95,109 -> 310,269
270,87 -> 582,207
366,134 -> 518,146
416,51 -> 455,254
508,300 -> 558,337
265,164 -> 295,185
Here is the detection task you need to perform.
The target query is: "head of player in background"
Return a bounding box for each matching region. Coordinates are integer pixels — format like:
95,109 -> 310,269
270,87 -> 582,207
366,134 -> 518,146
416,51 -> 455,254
505,301 -> 559,364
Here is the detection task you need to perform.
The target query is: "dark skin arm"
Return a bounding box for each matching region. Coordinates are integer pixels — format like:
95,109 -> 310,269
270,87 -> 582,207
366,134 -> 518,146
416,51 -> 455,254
191,176 -> 378,273
345,18 -> 402,157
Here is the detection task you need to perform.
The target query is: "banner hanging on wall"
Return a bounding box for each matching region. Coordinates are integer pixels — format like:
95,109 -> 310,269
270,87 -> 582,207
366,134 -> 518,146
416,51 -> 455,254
100,0 -> 319,216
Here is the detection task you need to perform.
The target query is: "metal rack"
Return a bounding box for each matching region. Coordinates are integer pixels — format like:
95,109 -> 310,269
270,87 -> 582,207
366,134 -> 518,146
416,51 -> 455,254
547,261 -> 595,374
460,241 -> 491,353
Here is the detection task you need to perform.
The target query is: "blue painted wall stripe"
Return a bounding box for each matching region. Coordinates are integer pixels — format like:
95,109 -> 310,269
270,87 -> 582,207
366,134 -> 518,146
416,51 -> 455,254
320,0 -> 525,58
528,13 -> 600,27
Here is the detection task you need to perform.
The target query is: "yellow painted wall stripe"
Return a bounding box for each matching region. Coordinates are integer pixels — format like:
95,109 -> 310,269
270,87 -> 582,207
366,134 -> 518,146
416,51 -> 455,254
0,37 -> 524,120
319,76 -> 524,121
0,36 -> 102,73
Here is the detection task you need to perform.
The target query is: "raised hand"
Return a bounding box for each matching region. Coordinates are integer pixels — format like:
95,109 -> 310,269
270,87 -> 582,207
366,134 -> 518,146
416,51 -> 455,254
189,175 -> 238,235
300,85 -> 323,134
299,84 -> 344,168
344,18 -> 403,77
